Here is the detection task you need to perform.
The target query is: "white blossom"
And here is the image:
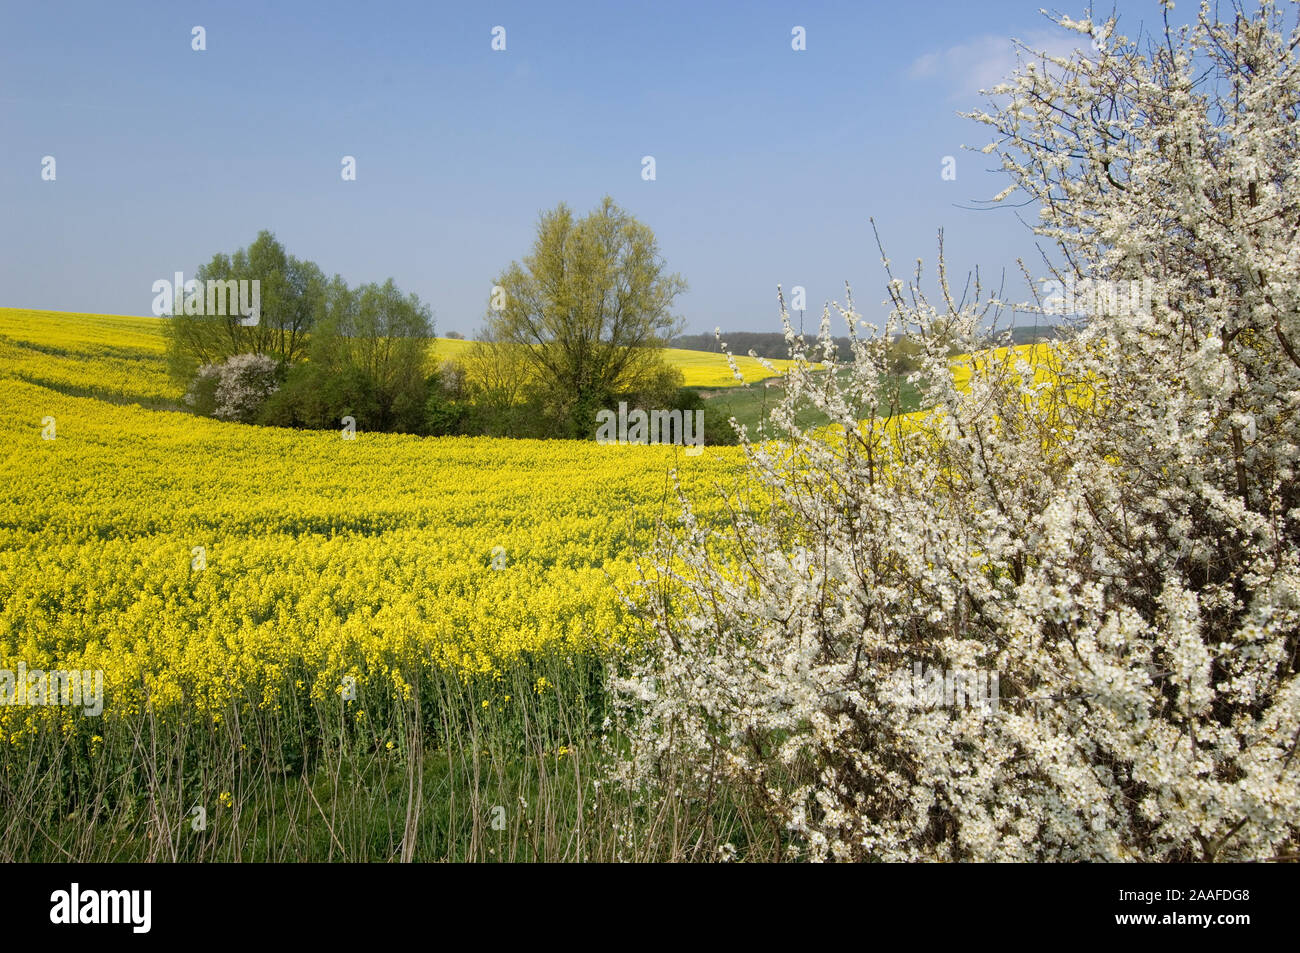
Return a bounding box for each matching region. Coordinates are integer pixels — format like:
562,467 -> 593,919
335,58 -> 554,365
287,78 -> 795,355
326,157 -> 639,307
609,2 -> 1300,862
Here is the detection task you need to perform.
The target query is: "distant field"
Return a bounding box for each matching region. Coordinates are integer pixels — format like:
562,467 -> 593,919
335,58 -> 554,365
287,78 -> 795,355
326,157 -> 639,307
657,347 -> 801,386
0,310 -> 790,404
695,370 -> 926,437
431,336 -> 801,387
0,308 -> 177,406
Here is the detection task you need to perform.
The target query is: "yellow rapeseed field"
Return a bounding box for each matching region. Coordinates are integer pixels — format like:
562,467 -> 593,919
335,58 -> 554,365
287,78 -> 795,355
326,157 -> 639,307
0,308 -> 747,738
0,309 -> 177,405
656,347 -> 801,387
0,308 -> 1058,740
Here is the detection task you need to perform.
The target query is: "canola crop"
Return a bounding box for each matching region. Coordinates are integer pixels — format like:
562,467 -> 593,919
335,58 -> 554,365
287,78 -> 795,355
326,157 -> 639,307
0,308 -> 1051,739
0,309 -> 178,406
658,347 -> 801,387
0,309 -> 747,737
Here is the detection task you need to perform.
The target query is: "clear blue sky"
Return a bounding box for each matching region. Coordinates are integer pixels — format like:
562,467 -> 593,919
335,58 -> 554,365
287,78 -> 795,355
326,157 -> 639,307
0,0 -> 1179,336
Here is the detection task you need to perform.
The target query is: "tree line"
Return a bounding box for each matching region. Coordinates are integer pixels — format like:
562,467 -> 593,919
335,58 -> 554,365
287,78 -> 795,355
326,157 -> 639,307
164,196 -> 695,440
670,324 -> 1063,369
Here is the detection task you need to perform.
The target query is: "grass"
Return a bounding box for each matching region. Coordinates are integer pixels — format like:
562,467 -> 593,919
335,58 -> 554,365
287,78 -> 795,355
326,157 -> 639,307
3,652 -> 778,862
692,368 -> 926,438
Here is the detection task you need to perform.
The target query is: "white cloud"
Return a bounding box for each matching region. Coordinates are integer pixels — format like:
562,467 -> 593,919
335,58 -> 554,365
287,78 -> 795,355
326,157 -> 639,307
908,29 -> 1087,99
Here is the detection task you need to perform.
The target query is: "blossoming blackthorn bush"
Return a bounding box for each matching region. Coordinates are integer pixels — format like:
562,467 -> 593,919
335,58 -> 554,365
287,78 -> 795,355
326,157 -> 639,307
613,1 -> 1300,862
186,352 -> 280,423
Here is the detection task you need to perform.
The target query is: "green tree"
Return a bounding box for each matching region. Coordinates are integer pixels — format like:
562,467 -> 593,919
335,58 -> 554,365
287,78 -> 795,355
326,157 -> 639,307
163,230 -> 325,381
310,277 -> 434,431
487,196 -> 687,437
458,331 -> 536,437
257,362 -> 381,431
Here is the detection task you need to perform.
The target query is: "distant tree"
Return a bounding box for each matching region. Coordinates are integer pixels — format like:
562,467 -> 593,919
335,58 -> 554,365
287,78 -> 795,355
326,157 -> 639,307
258,362 -> 380,431
163,230 -> 324,381
310,277 -> 434,431
622,361 -> 685,412
487,196 -> 687,437
458,332 -> 535,436
886,336 -> 923,374
671,331 -> 815,361
184,364 -> 221,418
423,361 -> 475,436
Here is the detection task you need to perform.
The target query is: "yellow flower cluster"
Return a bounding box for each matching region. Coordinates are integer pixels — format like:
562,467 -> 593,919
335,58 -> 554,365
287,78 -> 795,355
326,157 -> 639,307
5,308 -> 1056,737
656,347 -> 803,387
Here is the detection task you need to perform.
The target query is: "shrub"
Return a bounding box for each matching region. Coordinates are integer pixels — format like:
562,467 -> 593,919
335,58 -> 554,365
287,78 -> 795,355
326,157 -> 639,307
611,4 -> 1300,862
424,363 -> 474,436
257,362 -> 382,432
186,353 -> 280,423
184,364 -> 222,417
212,353 -> 280,423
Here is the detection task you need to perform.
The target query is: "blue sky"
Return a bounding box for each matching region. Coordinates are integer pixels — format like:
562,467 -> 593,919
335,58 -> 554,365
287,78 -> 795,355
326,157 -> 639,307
0,1 -> 1179,336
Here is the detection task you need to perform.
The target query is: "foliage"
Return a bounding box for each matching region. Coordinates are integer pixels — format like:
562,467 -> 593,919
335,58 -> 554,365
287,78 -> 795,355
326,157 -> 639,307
486,196 -> 688,437
455,334 -> 538,437
423,362 -> 476,436
309,277 -> 434,433
256,361 -> 381,431
163,230 -> 325,382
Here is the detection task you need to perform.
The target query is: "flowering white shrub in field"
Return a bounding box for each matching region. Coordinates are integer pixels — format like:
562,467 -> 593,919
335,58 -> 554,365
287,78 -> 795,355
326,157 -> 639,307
612,1 -> 1300,861
187,353 -> 280,423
